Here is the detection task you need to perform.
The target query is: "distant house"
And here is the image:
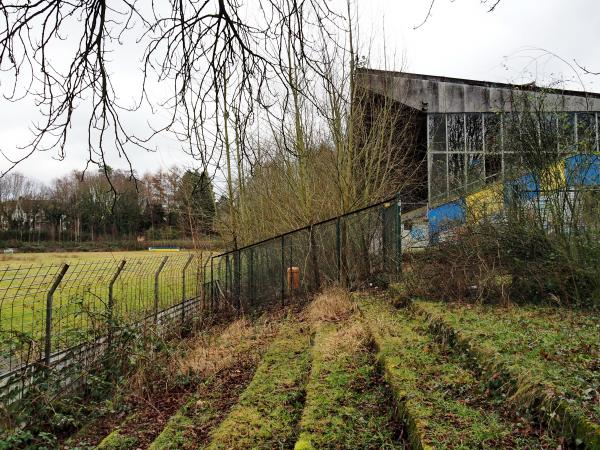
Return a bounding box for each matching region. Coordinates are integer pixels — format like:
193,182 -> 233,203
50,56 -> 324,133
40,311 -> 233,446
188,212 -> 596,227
0,198 -> 55,233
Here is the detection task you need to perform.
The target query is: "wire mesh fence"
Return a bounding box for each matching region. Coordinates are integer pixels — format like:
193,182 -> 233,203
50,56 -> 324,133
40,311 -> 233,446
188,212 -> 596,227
0,253 -> 205,404
208,196 -> 408,312
0,194 -> 419,406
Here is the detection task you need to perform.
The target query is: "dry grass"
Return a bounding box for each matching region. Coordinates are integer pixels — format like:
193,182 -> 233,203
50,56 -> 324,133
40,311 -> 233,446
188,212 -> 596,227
176,314 -> 281,378
306,286 -> 355,324
318,321 -> 369,359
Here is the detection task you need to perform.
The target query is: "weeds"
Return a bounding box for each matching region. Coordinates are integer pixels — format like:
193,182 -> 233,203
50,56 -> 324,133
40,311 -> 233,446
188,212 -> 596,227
359,293 -> 563,449
206,319 -> 311,449
296,290 -> 402,449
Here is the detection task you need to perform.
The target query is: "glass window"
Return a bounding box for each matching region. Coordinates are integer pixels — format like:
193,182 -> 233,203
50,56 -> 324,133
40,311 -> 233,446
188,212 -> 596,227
430,153 -> 447,200
448,114 -> 465,152
428,115 -> 446,152
466,153 -> 485,190
466,114 -> 483,152
448,153 -> 465,194
504,152 -> 524,179
485,154 -> 501,181
502,113 -> 521,154
539,113 -> 558,139
484,113 -> 501,154
577,112 -> 597,152
558,112 -> 575,152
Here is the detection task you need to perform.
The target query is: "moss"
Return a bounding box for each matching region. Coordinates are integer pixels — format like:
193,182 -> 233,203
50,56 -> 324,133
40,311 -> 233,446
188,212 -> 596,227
147,406 -> 194,450
294,320 -> 402,448
206,322 -> 311,449
358,294 -> 561,449
95,430 -> 138,450
414,300 -> 600,449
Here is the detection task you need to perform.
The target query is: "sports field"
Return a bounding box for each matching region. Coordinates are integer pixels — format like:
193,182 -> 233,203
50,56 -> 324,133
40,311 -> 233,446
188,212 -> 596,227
0,249 -> 212,374
0,249 -> 198,267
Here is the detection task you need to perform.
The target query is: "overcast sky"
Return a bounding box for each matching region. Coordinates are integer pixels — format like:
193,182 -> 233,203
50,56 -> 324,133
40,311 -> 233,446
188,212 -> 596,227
1,0 -> 599,183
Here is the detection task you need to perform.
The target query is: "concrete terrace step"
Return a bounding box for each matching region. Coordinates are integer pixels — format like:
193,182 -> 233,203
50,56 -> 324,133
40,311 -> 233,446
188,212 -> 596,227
205,321 -> 312,449
294,315 -> 405,449
358,293 -> 565,450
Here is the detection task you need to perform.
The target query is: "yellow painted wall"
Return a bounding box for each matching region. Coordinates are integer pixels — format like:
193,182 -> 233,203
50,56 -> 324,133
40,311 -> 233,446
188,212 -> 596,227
540,159 -> 566,192
466,183 -> 504,223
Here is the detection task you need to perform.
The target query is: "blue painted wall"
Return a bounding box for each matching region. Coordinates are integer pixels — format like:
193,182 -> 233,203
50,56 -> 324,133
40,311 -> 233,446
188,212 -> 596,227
565,154 -> 600,186
428,199 -> 466,240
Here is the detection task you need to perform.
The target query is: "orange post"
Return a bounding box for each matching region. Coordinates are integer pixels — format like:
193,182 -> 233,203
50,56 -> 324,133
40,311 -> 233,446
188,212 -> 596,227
287,266 -> 300,291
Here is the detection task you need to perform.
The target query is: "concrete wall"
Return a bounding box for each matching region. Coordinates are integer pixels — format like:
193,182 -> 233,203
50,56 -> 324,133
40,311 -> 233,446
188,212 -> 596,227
357,70 -> 600,113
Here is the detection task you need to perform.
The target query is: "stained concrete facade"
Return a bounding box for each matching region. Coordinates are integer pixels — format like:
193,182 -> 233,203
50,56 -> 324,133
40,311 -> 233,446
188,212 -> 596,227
356,69 -> 600,114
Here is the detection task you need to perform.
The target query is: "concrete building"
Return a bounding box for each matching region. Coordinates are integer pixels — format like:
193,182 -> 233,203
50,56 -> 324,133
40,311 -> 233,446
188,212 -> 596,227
356,68 -> 600,243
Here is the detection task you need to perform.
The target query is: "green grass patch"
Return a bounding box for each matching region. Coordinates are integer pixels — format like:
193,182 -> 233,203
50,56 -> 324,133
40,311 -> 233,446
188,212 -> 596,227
206,321 -> 311,449
96,420 -> 140,450
414,299 -> 600,448
415,300 -> 600,423
147,397 -> 197,450
294,317 -> 403,449
359,293 -> 561,449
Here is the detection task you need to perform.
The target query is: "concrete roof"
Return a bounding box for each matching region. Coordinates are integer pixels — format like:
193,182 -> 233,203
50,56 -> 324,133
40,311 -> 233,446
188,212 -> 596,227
357,68 -> 600,113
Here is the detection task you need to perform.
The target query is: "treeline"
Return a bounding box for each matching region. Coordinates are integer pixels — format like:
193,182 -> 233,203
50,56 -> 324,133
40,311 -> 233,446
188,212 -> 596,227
0,167 -> 216,244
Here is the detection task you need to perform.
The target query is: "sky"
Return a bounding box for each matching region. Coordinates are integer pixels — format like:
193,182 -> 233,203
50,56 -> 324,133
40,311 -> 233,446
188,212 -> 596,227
1,0 -> 599,183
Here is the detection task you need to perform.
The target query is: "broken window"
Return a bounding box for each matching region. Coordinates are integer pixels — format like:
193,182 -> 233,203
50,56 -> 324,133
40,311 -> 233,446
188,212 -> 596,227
485,154 -> 501,181
428,115 -> 446,152
448,114 -> 465,152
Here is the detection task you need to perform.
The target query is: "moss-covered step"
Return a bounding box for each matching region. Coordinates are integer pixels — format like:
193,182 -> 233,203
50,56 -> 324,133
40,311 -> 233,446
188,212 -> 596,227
358,294 -> 563,450
412,299 -> 600,449
95,415 -> 141,450
294,318 -> 404,449
205,321 -> 311,449
148,316 -> 281,449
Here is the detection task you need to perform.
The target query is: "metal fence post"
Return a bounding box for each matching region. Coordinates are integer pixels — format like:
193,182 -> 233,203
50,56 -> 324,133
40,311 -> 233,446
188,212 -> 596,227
235,250 -> 241,311
45,264 -> 69,368
154,256 -> 168,324
395,193 -> 402,277
210,256 -> 214,312
336,217 -> 341,282
281,235 -> 285,306
249,247 -> 254,306
225,254 -> 229,300
181,254 -> 194,323
202,256 -> 206,302
108,260 -> 126,346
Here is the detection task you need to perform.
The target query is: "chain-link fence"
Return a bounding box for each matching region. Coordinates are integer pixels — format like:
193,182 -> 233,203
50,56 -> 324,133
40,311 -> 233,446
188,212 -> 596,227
207,196 -> 411,312
0,253 -> 205,404
0,194 -> 422,405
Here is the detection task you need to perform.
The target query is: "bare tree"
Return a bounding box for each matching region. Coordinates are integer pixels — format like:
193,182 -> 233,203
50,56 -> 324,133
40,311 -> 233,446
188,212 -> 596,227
0,0 -> 340,181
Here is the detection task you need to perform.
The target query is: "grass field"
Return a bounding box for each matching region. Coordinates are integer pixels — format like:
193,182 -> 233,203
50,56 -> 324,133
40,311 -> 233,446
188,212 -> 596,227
0,249 -> 199,267
0,249 -> 212,374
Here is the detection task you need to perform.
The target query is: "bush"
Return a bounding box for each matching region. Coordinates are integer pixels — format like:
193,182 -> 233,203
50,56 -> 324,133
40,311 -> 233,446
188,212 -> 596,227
404,222 -> 600,308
